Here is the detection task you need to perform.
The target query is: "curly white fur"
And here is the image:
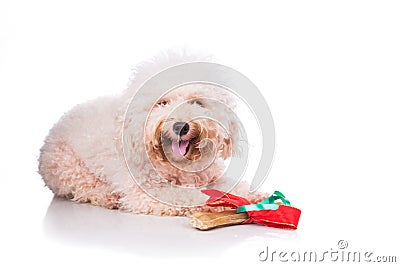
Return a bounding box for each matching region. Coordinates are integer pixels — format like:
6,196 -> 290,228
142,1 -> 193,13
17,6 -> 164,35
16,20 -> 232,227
38,49 -> 267,216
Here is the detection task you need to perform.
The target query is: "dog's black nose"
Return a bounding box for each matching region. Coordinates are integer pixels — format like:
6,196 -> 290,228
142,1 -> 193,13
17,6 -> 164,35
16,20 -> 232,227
173,122 -> 190,136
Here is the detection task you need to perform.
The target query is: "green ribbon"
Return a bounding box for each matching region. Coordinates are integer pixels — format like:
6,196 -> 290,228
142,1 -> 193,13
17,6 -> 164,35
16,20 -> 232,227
236,191 -> 291,213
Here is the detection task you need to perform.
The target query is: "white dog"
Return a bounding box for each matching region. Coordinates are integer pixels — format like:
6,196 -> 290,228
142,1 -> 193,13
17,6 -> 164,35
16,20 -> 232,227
38,50 -> 266,216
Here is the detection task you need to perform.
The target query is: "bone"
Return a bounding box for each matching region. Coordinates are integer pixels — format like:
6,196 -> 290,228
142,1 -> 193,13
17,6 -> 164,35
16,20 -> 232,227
190,210 -> 248,230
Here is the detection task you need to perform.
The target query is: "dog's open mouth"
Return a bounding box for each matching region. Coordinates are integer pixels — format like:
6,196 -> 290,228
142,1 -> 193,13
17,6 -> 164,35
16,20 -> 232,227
171,140 -> 190,157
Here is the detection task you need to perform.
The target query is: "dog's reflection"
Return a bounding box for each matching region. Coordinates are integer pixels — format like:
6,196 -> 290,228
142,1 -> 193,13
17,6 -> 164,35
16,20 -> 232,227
44,197 -> 296,257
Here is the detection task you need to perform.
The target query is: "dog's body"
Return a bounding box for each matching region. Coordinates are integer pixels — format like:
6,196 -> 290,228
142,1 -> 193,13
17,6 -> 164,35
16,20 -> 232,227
39,50 -> 266,216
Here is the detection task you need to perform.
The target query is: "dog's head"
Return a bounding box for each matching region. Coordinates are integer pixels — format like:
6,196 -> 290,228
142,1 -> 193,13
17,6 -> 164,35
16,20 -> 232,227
143,83 -> 240,186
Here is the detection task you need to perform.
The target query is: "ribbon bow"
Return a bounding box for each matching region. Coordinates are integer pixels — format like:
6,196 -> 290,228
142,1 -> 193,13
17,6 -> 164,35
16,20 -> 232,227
201,189 -> 301,230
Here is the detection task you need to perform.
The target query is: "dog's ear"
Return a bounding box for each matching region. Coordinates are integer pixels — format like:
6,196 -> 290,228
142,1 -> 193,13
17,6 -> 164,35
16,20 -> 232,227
147,140 -> 166,162
122,107 -> 149,171
219,116 -> 241,160
220,137 -> 232,160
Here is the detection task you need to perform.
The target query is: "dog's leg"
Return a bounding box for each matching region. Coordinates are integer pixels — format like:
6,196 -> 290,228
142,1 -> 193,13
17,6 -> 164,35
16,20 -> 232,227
118,185 -> 239,216
39,141 -> 121,209
118,186 -> 194,216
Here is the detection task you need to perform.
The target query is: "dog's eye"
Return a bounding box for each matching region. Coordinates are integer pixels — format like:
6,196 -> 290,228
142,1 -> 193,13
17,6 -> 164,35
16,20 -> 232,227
191,100 -> 204,107
156,100 -> 168,107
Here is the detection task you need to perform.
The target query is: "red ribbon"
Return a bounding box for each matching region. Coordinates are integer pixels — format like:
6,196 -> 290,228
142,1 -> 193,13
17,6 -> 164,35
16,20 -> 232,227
201,189 -> 301,230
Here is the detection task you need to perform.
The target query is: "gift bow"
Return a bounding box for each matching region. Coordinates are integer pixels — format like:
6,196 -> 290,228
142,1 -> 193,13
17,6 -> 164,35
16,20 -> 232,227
201,189 -> 301,230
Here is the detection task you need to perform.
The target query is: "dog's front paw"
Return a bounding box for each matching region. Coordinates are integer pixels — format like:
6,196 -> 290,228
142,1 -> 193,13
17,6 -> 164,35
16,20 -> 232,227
246,191 -> 269,204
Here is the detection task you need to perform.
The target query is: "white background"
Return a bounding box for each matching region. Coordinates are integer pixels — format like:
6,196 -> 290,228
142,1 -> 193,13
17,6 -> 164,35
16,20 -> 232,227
1,0 -> 399,266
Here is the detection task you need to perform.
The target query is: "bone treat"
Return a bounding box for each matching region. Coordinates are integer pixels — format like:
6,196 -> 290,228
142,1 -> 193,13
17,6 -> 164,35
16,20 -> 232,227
190,210 -> 248,230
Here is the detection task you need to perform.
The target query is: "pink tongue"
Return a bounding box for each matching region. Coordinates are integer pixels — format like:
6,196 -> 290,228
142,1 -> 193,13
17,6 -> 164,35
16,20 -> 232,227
172,140 -> 189,157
